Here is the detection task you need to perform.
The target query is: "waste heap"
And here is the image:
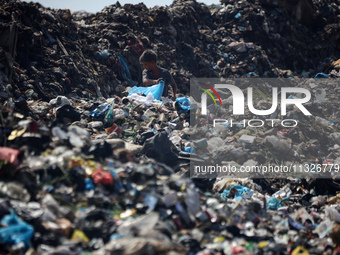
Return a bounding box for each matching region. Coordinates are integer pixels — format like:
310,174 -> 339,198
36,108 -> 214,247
0,0 -> 340,100
1,0 -> 340,254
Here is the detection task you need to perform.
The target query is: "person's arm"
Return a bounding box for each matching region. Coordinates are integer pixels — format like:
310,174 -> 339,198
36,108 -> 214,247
143,77 -> 163,85
165,70 -> 177,100
142,70 -> 163,85
170,80 -> 177,100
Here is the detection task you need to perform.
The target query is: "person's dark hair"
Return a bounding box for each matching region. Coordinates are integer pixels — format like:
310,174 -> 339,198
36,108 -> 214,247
139,49 -> 157,63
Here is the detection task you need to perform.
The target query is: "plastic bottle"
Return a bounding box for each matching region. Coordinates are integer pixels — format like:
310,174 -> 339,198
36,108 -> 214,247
90,103 -> 109,118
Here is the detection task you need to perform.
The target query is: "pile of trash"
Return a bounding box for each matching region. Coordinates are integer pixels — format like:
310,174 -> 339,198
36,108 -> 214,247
1,0 -> 340,254
1,0 -> 340,101
0,83 -> 340,254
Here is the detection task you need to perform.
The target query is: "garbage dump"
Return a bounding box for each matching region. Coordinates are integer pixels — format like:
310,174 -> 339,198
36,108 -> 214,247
1,0 -> 340,254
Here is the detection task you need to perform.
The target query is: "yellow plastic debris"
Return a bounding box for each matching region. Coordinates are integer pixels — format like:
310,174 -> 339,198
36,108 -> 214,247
71,230 -> 89,243
213,236 -> 225,243
291,246 -> 310,255
258,241 -> 268,249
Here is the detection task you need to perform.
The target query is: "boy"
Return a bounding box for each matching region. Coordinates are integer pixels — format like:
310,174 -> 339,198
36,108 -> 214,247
139,49 -> 177,100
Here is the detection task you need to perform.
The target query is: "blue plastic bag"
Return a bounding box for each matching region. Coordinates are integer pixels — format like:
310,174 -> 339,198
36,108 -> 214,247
314,73 -> 328,79
235,13 -> 242,18
288,217 -> 305,230
246,72 -> 259,77
85,179 -> 94,190
266,196 -> 291,210
0,210 -> 34,247
175,97 -> 191,114
220,185 -> 251,200
128,81 -> 164,101
95,50 -> 111,61
118,54 -> 138,87
183,147 -> 196,153
266,197 -> 282,210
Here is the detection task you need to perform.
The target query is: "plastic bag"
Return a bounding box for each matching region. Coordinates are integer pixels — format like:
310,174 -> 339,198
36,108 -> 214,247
314,219 -> 333,238
0,210 -> 34,246
314,73 -> 328,79
91,169 -> 114,185
118,54 -> 138,87
128,81 -> 164,101
117,212 -> 159,235
95,49 -> 111,61
175,97 -> 191,114
185,185 -> 201,217
220,185 -> 253,201
75,209 -> 116,242
104,102 -> 125,125
140,131 -> 178,165
183,147 -> 196,153
128,92 -> 155,106
325,206 -> 340,223
266,197 -> 282,210
291,207 -> 314,225
85,179 -> 94,190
